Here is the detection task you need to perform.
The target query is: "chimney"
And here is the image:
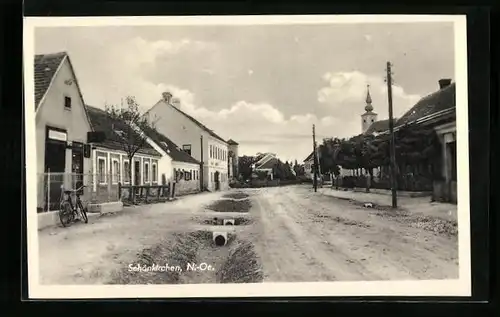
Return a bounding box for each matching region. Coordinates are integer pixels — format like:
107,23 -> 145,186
171,97 -> 181,109
162,92 -> 172,104
438,79 -> 452,89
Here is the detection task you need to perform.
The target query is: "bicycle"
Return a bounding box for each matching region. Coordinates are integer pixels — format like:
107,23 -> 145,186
59,185 -> 89,227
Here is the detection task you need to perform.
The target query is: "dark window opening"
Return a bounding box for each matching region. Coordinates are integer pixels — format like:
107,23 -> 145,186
64,96 -> 72,109
448,141 -> 457,181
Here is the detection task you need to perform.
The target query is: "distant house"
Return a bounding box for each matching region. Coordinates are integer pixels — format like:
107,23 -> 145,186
140,126 -> 201,195
85,105 -> 162,202
147,92 -> 232,191
34,51 -> 94,211
252,153 -> 277,179
303,151 -> 314,179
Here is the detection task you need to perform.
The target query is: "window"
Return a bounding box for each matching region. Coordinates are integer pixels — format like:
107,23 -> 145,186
144,162 -> 150,183
209,145 -> 212,158
112,159 -> 120,184
152,163 -> 158,183
363,119 -> 366,123
98,157 -> 106,184
123,160 -> 130,183
64,96 -> 72,109
183,144 -> 192,156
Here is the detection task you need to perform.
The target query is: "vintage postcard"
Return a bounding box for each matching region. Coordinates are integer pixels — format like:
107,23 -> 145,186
23,15 -> 470,298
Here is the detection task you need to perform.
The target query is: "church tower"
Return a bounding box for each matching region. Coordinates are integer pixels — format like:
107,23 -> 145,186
361,84 -> 378,133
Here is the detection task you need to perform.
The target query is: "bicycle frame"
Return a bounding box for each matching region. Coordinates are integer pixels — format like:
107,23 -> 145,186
60,185 -> 85,212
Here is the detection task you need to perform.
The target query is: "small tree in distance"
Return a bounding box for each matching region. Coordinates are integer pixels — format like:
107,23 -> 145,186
105,96 -> 157,188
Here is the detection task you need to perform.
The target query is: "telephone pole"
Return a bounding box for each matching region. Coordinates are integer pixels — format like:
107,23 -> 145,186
200,135 -> 204,191
312,124 -> 318,192
386,61 -> 398,208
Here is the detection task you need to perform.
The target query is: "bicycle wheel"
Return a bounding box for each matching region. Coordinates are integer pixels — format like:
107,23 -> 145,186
78,201 -> 88,224
59,201 -> 73,227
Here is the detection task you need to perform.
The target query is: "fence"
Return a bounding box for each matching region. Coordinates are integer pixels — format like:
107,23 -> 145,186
118,182 -> 172,204
334,175 -> 433,192
36,172 -> 122,213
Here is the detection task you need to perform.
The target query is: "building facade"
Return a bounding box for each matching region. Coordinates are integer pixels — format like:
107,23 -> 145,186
147,92 -> 231,191
34,52 -> 94,211
85,106 -> 163,202
140,125 -> 201,196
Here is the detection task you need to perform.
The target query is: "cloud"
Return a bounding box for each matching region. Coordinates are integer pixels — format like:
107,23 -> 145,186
317,71 -> 421,121
155,85 -> 358,162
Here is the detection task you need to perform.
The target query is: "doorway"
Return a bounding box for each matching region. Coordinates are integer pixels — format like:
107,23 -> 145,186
72,142 -> 84,195
214,171 -> 220,191
44,127 -> 67,211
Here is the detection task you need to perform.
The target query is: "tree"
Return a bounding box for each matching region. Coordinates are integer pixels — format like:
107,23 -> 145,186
105,96 -> 157,188
238,155 -> 255,180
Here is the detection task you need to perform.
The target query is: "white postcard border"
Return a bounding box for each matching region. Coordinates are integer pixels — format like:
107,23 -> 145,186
24,14 -> 471,299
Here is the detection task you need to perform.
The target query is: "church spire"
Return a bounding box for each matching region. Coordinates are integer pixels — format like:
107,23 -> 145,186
364,84 -> 373,112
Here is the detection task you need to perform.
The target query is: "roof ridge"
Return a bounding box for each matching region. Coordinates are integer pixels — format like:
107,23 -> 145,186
35,51 -> 68,58
167,102 -> 227,143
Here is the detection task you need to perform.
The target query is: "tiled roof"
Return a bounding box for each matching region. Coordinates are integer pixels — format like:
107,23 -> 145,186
364,118 -> 396,135
168,104 -> 227,144
396,82 -> 456,127
227,139 -> 239,145
140,125 -> 200,165
34,52 -> 67,109
303,151 -> 314,162
85,105 -> 161,156
257,157 -> 279,169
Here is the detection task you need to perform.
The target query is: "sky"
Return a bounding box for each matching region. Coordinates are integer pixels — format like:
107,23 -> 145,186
34,22 -> 455,163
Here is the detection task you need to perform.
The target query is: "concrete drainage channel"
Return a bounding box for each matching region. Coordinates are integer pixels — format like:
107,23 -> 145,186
109,191 -> 263,284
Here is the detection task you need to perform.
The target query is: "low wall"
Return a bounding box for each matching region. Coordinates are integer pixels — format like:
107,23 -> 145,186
432,180 -> 457,203
37,201 -> 123,230
175,179 -> 200,195
351,187 -> 432,198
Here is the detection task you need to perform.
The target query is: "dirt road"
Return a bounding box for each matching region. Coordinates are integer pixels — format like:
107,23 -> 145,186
37,185 -> 458,285
247,186 -> 458,282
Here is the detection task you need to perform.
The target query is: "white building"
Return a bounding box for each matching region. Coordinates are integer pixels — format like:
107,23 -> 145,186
147,92 -> 231,191
34,52 -> 94,211
140,125 -> 201,195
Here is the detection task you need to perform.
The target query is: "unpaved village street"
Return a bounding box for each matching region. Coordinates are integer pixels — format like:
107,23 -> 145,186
38,185 -> 459,285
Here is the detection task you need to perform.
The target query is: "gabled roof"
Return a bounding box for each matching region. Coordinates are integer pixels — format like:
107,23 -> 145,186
364,118 -> 396,135
140,125 -> 200,165
254,152 -> 276,168
256,157 -> 279,170
396,82 -> 456,127
85,105 -> 160,156
227,139 -> 239,145
303,151 -> 314,162
152,101 -> 227,144
34,52 -> 94,131
34,52 -> 67,109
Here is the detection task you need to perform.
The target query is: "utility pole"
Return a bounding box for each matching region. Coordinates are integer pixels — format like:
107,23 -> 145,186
200,135 -> 204,191
386,61 -> 398,208
312,124 -> 318,192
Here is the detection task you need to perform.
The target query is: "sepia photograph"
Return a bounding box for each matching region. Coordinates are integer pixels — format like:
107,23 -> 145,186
24,15 -> 470,298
